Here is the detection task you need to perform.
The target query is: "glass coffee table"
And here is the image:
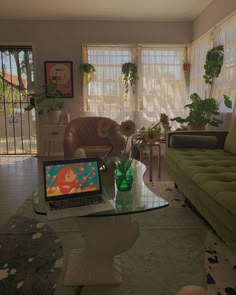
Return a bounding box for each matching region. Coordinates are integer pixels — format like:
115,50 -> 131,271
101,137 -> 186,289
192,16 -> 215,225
32,160 -> 168,286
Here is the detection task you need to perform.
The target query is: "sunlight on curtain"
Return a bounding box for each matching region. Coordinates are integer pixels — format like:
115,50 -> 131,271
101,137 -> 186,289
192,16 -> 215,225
83,46 -> 135,123
138,47 -> 189,128
213,15 -> 236,115
190,34 -> 211,99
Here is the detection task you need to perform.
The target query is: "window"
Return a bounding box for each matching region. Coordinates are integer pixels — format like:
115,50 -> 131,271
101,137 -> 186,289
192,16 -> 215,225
83,46 -> 134,122
140,46 -> 188,125
83,44 -> 188,127
0,46 -> 36,154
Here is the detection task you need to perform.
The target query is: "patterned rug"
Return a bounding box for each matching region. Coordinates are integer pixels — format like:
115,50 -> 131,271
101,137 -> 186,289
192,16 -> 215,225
2,181 -> 236,295
146,181 -> 236,295
0,216 -> 63,295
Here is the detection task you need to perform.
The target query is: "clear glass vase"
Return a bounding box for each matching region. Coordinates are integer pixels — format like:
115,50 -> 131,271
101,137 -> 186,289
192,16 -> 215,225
115,160 -> 134,191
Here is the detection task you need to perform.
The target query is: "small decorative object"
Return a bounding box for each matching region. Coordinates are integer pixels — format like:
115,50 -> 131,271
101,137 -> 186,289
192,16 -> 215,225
121,62 -> 138,94
143,128 -> 160,144
44,61 -> 73,98
171,45 -> 232,129
115,159 -> 134,191
79,62 -> 96,83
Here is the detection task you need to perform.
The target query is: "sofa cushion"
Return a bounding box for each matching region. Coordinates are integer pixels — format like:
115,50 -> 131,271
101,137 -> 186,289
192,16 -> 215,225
166,148 -> 236,216
224,118 -> 236,155
170,135 -> 218,149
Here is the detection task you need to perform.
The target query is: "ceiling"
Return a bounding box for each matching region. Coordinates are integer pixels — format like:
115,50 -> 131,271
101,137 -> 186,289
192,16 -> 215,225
0,0 -> 213,21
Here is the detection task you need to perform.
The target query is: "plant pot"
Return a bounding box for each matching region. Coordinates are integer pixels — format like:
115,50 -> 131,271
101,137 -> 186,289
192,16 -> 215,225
47,110 -> 63,125
188,125 -> 206,130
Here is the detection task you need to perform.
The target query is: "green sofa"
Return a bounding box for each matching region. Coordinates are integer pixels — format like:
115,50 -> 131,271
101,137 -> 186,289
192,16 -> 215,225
165,128 -> 236,253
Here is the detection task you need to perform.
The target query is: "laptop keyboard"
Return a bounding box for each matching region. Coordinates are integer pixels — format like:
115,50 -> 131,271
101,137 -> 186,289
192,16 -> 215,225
49,195 -> 105,211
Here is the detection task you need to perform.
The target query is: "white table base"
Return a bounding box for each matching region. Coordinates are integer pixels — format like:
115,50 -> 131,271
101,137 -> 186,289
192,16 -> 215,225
64,214 -> 140,286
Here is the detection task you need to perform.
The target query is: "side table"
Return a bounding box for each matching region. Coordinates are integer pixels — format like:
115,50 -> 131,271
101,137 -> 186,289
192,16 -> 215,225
139,142 -> 161,182
132,135 -> 165,182
39,124 -> 67,157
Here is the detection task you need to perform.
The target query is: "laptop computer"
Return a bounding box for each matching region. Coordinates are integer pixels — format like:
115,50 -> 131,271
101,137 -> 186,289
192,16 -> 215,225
43,157 -> 115,220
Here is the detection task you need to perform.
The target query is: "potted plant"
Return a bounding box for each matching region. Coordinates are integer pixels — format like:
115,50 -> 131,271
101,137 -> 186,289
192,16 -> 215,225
79,62 -> 96,83
121,62 -> 138,94
171,45 -> 232,129
25,84 -> 64,125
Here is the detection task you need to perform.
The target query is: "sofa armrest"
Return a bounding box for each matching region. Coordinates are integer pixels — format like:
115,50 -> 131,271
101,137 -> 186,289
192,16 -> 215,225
167,130 -> 228,149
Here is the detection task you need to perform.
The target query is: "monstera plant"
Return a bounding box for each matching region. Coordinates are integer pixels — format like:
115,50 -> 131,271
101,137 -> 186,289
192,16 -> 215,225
171,45 -> 232,129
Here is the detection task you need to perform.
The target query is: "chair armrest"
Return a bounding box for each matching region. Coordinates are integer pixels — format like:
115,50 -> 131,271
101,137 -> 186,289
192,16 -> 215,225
63,128 -> 82,158
167,130 -> 228,149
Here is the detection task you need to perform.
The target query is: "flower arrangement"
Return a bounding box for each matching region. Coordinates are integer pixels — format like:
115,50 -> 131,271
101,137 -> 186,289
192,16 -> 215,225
160,113 -> 171,130
97,118 -> 139,169
143,129 -> 160,144
97,118 -> 142,191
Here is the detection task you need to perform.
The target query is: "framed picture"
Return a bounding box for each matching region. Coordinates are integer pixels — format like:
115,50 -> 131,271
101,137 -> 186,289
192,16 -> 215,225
44,61 -> 73,98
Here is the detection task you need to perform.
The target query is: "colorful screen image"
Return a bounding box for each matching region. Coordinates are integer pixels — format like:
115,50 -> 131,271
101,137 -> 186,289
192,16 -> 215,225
45,160 -> 100,198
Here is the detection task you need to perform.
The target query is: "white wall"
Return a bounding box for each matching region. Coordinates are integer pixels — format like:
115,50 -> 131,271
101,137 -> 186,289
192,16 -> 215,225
193,0 -> 236,41
0,20 -> 192,120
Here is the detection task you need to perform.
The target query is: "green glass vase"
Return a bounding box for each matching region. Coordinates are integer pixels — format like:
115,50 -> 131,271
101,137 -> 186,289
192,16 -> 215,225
115,160 -> 134,191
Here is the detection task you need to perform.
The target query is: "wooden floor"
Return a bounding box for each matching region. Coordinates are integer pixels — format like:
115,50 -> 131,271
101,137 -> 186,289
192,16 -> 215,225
0,153 -> 171,224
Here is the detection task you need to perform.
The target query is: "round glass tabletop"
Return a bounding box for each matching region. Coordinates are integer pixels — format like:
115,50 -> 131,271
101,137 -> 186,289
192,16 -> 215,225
32,160 -> 169,217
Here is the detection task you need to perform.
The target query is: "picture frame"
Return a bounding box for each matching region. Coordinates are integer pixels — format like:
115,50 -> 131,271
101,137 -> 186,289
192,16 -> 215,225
44,61 -> 73,98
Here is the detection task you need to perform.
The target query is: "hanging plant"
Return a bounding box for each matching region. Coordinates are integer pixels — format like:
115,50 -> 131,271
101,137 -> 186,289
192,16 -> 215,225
121,62 -> 138,94
79,63 -> 96,83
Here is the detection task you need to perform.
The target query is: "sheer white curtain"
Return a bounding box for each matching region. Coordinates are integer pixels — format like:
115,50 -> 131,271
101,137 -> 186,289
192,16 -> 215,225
189,34 -> 211,98
138,46 -> 189,128
83,45 -> 135,123
83,45 -> 190,128
213,14 -> 236,119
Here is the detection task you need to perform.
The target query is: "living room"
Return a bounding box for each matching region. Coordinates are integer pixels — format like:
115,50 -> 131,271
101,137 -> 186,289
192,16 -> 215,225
0,0 -> 236,294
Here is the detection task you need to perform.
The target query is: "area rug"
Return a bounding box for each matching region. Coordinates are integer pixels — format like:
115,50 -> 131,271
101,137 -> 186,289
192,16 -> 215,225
0,216 -> 63,295
145,181 -> 236,295
2,181 -> 236,295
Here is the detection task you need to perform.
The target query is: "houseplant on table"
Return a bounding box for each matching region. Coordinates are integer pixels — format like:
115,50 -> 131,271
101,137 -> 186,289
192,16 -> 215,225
24,84 -> 64,125
171,45 -> 232,129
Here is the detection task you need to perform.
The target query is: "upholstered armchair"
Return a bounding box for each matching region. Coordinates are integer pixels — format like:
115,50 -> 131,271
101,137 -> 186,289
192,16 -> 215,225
63,116 -> 125,158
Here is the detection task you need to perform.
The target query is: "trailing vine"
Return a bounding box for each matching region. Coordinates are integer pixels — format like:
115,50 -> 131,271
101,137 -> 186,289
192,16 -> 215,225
79,63 -> 96,83
121,62 -> 138,94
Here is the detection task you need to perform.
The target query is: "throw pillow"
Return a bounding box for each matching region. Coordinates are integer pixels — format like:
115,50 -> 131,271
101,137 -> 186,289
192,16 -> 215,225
170,135 -> 218,149
224,118 -> 236,155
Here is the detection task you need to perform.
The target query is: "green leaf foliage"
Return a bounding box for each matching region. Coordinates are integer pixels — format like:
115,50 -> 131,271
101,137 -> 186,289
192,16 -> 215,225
24,84 -> 64,115
203,45 -> 224,85
171,45 -> 232,128
121,62 -> 138,94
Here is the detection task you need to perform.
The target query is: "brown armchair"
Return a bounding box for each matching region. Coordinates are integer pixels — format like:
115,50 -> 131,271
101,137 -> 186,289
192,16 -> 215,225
63,116 -> 125,158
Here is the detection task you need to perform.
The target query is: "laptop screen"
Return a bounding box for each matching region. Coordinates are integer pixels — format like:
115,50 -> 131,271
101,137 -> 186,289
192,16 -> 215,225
43,158 -> 102,201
